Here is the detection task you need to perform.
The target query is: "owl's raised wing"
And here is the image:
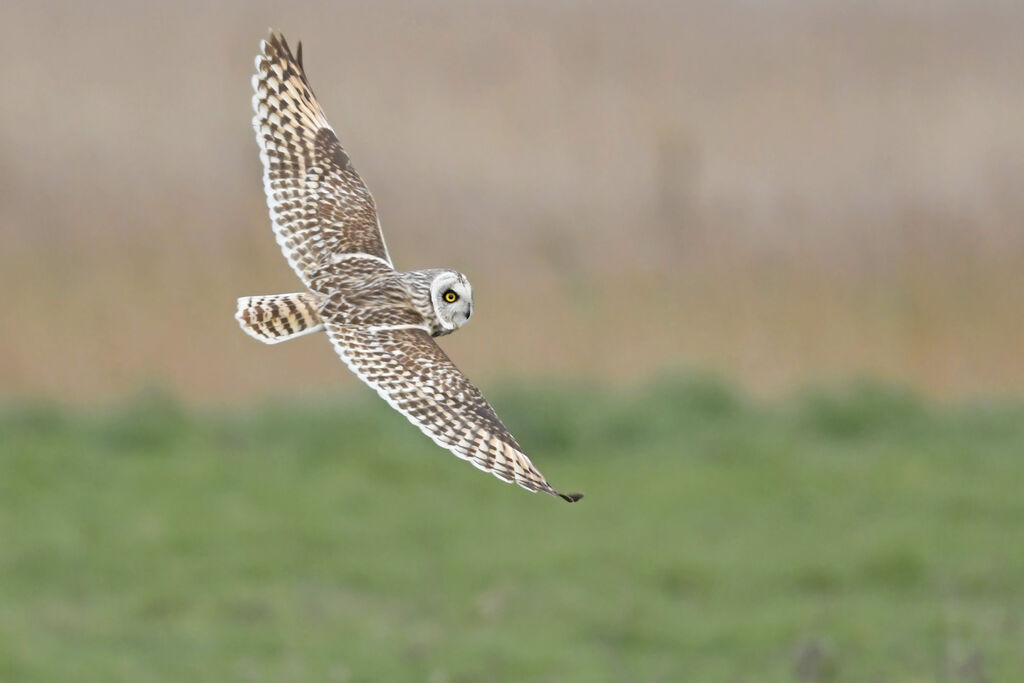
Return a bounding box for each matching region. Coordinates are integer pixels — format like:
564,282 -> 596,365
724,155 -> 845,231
253,32 -> 392,288
326,324 -> 583,502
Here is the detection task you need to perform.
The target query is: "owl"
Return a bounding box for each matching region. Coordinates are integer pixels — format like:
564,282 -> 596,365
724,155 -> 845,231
236,31 -> 582,503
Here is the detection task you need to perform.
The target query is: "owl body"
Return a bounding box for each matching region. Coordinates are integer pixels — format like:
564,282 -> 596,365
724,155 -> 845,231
235,32 -> 581,502
315,267 -> 471,333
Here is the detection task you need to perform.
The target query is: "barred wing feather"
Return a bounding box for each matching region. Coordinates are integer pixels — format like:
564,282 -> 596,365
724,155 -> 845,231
325,324 -> 582,502
252,32 -> 392,288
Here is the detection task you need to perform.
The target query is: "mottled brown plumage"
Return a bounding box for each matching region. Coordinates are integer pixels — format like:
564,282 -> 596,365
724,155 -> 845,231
236,292 -> 324,343
238,31 -> 581,503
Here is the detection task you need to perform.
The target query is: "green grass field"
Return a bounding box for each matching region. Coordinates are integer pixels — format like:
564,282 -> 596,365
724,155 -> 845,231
2,377 -> 1023,682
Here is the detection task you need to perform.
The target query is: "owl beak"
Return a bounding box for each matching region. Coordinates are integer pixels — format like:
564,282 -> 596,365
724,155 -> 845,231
466,304 -> 473,320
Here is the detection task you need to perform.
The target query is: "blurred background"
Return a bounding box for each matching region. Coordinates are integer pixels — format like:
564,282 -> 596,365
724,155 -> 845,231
3,1 -> 1024,681
3,0 -> 1023,403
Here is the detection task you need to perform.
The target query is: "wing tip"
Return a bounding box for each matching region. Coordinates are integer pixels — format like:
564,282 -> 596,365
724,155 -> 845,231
558,492 -> 584,503
262,30 -> 299,64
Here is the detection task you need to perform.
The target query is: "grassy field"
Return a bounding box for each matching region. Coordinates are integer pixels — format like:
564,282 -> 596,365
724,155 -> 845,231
2,377 -> 1023,682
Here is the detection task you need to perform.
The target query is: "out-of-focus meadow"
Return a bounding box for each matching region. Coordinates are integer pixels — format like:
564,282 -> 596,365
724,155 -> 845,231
2,0 -> 1023,402
4,379 -> 1024,681
4,1 -> 1024,681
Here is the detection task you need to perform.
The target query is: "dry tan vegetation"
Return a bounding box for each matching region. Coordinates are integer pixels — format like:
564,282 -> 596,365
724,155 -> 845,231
2,0 -> 1023,402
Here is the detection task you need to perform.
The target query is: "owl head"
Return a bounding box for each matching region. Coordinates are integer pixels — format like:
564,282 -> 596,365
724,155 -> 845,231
430,270 -> 473,332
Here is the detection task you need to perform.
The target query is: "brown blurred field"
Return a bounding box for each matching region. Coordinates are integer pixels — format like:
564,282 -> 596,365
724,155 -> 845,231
2,0 -> 1023,403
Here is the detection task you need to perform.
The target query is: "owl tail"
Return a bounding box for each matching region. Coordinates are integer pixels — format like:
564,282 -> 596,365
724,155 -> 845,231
236,293 -> 325,344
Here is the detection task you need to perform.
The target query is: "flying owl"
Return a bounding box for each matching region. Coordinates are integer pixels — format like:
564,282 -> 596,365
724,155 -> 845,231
236,31 -> 582,503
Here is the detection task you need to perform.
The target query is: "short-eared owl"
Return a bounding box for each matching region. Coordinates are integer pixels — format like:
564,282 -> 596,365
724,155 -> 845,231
236,31 -> 581,502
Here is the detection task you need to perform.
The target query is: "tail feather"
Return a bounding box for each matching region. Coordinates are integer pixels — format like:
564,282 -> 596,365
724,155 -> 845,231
236,293 -> 325,344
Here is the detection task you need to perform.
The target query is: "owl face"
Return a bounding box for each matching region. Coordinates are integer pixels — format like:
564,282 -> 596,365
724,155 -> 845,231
430,270 -> 473,331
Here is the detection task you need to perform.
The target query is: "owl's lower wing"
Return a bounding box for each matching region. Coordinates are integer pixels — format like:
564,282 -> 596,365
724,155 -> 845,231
325,324 -> 582,502
253,32 -> 393,288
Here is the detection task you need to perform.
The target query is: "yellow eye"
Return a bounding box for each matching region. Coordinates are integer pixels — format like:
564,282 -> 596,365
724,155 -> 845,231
443,290 -> 458,303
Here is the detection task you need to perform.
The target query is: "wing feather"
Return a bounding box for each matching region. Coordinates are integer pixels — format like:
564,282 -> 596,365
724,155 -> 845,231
325,324 -> 582,502
252,31 -> 392,288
